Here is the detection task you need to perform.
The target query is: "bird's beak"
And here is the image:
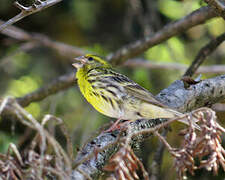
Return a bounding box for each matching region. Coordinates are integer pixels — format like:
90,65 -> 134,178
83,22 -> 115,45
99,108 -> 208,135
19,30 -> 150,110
72,56 -> 86,69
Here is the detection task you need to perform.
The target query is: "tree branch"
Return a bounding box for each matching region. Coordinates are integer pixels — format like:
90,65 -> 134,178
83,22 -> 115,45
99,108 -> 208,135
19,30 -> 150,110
0,0 -> 62,31
31,33 -> 87,59
124,59 -> 225,74
0,20 -> 86,58
107,6 -> 217,65
183,32 -> 225,77
71,74 -> 225,179
16,73 -> 76,107
157,75 -> 225,112
1,6 -> 217,65
204,0 -> 225,20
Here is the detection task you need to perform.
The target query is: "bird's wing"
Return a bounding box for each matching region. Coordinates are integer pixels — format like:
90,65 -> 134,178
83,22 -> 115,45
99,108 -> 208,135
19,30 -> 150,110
124,83 -> 166,107
96,69 -> 167,107
102,69 -> 166,107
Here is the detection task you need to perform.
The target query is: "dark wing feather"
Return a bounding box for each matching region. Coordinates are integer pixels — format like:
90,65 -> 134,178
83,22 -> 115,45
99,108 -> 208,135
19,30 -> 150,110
124,84 -> 166,107
95,68 -> 167,108
106,69 -> 166,107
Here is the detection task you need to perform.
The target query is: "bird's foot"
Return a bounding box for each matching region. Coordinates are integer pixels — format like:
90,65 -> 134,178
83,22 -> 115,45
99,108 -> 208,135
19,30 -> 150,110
103,118 -> 122,133
103,119 -> 131,133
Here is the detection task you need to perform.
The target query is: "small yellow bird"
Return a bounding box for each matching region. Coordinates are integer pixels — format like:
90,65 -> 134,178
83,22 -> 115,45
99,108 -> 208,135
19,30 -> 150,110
72,54 -> 186,131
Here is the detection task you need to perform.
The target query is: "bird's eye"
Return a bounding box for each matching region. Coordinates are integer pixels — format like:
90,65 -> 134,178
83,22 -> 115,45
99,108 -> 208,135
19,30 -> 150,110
88,57 -> 94,61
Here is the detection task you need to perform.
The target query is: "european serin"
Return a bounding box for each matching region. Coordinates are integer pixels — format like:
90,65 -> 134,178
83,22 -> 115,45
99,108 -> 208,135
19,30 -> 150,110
72,54 -> 184,128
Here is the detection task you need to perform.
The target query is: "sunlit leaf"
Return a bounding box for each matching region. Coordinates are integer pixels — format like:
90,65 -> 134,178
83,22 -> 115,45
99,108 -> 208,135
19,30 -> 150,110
145,37 -> 188,64
6,75 -> 41,97
25,102 -> 41,119
158,0 -> 201,20
207,18 -> 225,36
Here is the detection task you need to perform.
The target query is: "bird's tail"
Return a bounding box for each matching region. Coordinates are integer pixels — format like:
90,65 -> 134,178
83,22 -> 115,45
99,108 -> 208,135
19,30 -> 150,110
165,108 -> 200,130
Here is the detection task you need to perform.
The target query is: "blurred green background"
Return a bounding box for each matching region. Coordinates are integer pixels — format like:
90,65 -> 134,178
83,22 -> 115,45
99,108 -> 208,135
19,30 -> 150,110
0,0 -> 225,179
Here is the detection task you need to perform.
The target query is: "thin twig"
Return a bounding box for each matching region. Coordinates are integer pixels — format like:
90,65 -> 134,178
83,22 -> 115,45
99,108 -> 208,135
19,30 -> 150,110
0,0 -> 62,31
31,33 -> 86,59
0,98 -> 72,176
11,98 -> 46,178
0,20 -> 86,58
124,59 -> 225,74
44,129 -> 72,173
154,131 -> 173,152
149,129 -> 168,180
7,143 -> 24,166
183,32 -> 225,77
42,114 -> 74,161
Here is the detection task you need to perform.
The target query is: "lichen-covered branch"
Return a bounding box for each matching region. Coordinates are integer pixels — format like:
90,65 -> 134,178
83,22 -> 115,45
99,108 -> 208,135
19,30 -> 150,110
157,75 -> 225,112
71,74 -> 225,179
107,6 -> 217,65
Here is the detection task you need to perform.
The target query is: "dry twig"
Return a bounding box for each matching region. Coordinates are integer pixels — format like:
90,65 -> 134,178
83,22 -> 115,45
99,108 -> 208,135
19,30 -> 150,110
124,59 -> 225,74
0,0 -> 62,31
104,146 -> 149,180
0,97 -> 72,179
154,108 -> 225,179
0,20 -> 86,59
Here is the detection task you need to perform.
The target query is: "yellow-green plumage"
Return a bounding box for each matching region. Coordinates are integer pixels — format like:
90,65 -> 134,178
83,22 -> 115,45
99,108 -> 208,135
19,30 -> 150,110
73,54 -> 182,121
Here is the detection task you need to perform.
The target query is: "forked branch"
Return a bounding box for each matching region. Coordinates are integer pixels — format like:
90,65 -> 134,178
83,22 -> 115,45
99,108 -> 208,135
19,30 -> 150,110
0,0 -> 62,31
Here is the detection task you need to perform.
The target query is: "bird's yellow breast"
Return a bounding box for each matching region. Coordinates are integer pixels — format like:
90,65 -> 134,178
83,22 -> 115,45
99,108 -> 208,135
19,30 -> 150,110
76,68 -> 117,117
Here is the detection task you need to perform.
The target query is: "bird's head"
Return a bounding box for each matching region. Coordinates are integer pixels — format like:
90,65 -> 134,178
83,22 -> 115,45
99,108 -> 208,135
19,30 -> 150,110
72,54 -> 111,70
